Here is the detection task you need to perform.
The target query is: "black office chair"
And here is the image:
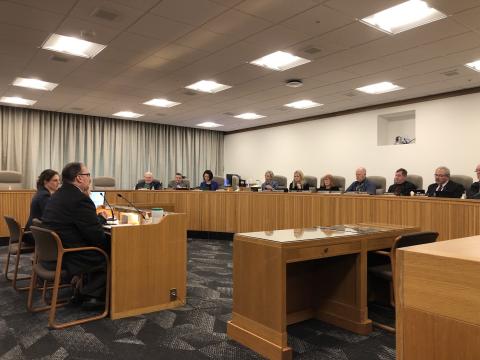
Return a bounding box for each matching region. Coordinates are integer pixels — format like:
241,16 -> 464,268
368,231 -> 439,332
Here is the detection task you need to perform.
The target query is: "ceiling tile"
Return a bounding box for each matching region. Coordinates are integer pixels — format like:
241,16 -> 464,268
236,0 -> 318,23
453,5 -> 480,30
128,14 -> 193,42
151,0 -> 228,26
323,0 -> 404,19
0,1 -> 64,32
55,16 -> 121,44
243,25 -> 313,52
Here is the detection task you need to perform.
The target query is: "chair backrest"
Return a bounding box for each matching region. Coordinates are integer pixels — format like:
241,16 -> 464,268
366,176 -> 386,194
450,175 -> 473,190
272,175 -> 287,187
304,175 -> 318,188
30,226 -> 62,262
32,218 -> 43,227
406,174 -> 423,190
4,216 -> 21,244
0,171 -> 23,190
93,176 -> 116,190
213,176 -> 224,189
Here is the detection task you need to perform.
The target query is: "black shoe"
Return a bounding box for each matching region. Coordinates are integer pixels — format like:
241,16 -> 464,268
81,297 -> 105,311
67,293 -> 84,307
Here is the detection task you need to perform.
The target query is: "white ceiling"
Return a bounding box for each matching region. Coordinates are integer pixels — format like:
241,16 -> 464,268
1,0 -> 480,132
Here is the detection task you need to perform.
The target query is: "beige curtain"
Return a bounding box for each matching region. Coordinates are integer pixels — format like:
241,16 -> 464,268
0,105 -> 224,188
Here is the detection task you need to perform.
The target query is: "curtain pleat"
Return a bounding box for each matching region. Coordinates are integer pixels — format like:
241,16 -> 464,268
0,105 -> 224,188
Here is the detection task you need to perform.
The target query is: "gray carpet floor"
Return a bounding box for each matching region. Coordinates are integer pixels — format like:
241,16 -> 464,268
0,239 -> 395,359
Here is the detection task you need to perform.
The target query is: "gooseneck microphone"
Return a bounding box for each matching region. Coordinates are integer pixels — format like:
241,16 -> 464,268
101,193 -> 115,220
116,193 -> 146,220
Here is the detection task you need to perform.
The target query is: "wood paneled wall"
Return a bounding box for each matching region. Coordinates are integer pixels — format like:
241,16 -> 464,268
1,190 -> 478,240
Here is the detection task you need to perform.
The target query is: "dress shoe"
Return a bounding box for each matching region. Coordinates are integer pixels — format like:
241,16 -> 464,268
81,297 -> 105,310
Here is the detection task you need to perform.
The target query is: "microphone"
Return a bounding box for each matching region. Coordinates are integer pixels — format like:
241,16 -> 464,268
116,193 -> 146,220
101,193 -> 115,221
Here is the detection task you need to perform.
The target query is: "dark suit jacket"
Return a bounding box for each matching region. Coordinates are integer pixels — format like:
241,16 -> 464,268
135,180 -> 162,190
25,186 -> 51,230
467,181 -> 480,199
289,182 -> 309,191
387,181 -> 417,196
42,182 -> 107,276
426,180 -> 464,198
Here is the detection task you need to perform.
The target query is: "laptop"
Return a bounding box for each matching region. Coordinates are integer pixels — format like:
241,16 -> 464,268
89,191 -> 105,208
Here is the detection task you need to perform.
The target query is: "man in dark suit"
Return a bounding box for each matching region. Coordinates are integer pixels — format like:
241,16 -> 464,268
426,166 -> 464,198
42,162 -> 109,308
388,168 -> 417,196
467,164 -> 480,199
135,171 -> 162,190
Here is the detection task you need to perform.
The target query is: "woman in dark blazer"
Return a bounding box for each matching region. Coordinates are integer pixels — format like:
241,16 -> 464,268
319,174 -> 340,191
289,170 -> 309,191
200,170 -> 219,191
25,169 -> 60,235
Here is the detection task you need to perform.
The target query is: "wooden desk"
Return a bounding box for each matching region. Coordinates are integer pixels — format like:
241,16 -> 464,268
107,213 -> 187,319
227,224 -> 417,360
2,190 -> 480,240
396,236 -> 480,360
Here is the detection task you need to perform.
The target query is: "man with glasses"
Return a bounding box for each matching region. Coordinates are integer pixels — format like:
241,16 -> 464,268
467,164 -> 480,199
42,162 -> 109,309
135,171 -> 162,190
426,166 -> 464,198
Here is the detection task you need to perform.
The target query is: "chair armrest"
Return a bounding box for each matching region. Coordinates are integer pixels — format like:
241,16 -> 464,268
373,250 -> 390,257
63,246 -> 109,260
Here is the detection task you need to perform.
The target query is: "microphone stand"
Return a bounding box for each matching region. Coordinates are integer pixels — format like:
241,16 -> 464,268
116,193 -> 146,220
101,193 -> 116,220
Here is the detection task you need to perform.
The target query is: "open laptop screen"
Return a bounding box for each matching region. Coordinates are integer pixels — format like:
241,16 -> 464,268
89,191 -> 105,208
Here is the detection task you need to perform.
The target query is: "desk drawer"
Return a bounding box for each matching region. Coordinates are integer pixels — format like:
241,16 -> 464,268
286,241 -> 361,262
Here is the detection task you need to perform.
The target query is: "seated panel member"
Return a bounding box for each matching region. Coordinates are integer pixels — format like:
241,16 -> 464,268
261,170 -> 279,191
42,162 -> 109,308
168,172 -> 189,189
200,170 -> 219,191
387,168 -> 417,196
289,170 -> 309,191
135,171 -> 162,190
319,174 -> 340,191
345,167 -> 376,195
23,169 -> 60,244
426,166 -> 464,198
467,164 -> 480,199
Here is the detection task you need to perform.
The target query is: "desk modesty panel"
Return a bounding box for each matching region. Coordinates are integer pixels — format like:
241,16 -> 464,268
396,236 -> 480,360
1,190 -> 479,239
228,224 -> 417,360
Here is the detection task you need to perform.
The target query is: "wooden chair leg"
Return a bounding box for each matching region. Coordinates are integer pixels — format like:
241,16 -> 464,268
4,251 -> 12,281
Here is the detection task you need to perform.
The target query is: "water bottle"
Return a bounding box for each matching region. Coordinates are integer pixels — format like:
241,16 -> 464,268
151,208 -> 164,224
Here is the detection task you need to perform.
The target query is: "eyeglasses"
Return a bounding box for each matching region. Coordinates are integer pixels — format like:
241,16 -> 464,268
434,174 -> 447,177
78,173 -> 91,177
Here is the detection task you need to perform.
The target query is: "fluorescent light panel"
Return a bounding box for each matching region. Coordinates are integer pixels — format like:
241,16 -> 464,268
234,112 -> 266,120
284,100 -> 322,109
356,81 -> 404,94
197,122 -> 223,128
360,0 -> 446,35
0,96 -> 37,106
13,77 -> 58,91
465,60 -> 480,72
42,34 -> 106,58
186,80 -> 231,93
250,51 -> 311,71
113,111 -> 144,118
143,98 -> 181,108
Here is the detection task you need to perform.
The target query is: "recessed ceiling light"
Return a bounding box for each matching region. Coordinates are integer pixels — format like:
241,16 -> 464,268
234,112 -> 266,120
250,51 -> 311,71
465,60 -> 480,72
0,96 -> 37,106
42,33 -> 106,58
186,80 -> 231,93
284,100 -> 322,109
12,77 -> 58,91
360,0 -> 446,35
356,81 -> 404,94
197,122 -> 223,128
113,111 -> 144,118
143,98 -> 181,108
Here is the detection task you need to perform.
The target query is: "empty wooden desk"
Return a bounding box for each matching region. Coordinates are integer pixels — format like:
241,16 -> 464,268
396,236 -> 480,360
227,224 -> 417,360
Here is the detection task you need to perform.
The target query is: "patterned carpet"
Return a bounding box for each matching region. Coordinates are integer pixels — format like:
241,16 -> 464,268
0,239 -> 395,359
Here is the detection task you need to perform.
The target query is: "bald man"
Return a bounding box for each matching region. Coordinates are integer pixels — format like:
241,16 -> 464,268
467,164 -> 480,199
345,167 -> 376,195
135,171 -> 162,190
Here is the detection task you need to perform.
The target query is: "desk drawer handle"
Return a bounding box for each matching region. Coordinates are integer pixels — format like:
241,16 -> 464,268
324,247 -> 329,253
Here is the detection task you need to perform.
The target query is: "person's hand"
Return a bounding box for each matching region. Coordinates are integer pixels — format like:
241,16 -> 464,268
297,183 -> 301,189
266,184 -> 272,190
98,210 -> 108,219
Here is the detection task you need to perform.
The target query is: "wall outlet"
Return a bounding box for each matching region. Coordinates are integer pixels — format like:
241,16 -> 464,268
170,288 -> 177,301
